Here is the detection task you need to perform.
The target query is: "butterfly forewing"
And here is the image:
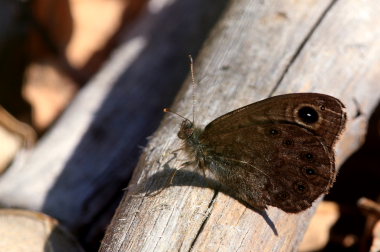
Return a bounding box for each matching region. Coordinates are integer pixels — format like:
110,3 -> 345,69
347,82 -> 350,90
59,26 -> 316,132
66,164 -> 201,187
203,93 -> 346,148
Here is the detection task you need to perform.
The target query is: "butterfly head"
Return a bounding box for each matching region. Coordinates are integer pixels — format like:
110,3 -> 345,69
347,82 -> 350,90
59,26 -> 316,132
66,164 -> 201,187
163,108 -> 196,140
177,119 -> 195,139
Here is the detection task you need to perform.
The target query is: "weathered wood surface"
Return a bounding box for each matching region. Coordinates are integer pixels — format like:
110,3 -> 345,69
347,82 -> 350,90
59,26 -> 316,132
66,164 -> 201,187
0,0 -> 379,251
100,0 -> 380,251
0,0 -> 229,249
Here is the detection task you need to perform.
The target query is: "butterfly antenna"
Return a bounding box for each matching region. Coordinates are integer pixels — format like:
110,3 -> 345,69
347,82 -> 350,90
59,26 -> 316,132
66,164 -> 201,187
163,108 -> 189,121
163,55 -> 197,123
188,54 -> 196,124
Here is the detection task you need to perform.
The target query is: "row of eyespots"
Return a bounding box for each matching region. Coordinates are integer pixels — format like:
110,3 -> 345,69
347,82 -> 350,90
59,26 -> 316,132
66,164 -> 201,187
267,127 -> 317,175
275,180 -> 310,203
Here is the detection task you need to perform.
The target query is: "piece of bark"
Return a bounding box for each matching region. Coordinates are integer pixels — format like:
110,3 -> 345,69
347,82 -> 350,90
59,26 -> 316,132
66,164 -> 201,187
0,209 -> 84,252
100,0 -> 380,251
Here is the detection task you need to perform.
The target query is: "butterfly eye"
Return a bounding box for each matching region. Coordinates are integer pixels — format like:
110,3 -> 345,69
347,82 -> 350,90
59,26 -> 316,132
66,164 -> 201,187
298,106 -> 319,124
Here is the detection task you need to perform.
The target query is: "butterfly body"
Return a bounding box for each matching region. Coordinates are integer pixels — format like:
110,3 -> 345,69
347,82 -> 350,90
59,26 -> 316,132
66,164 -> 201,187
177,93 -> 346,213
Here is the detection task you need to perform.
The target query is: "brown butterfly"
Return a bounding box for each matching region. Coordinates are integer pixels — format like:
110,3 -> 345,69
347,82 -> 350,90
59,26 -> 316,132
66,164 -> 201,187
170,93 -> 346,213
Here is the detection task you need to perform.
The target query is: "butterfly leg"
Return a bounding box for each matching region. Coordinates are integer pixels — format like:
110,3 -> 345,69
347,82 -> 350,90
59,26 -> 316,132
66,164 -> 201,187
198,159 -> 207,178
169,147 -> 184,155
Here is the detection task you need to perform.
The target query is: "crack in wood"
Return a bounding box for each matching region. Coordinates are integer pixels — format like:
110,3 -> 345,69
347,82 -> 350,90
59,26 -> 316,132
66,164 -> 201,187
188,190 -> 219,251
269,0 -> 339,96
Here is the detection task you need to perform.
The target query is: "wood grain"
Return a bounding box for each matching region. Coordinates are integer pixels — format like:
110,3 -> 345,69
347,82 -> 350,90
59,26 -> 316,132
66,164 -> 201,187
100,0 -> 380,251
1,0 -> 379,251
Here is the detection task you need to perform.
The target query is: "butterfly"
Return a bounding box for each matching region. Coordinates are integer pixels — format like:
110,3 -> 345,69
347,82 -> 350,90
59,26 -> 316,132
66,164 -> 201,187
169,93 -> 346,213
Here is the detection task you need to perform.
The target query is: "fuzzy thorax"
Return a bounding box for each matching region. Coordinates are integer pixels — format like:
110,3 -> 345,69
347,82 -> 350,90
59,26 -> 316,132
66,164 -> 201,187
178,119 -> 205,162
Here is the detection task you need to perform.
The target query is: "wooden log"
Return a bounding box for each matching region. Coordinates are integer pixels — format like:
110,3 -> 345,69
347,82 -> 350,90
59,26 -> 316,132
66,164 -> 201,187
100,0 -> 380,251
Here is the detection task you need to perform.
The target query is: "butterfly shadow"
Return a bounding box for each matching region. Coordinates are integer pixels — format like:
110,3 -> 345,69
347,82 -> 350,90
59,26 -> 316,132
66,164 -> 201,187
129,162 -> 278,236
